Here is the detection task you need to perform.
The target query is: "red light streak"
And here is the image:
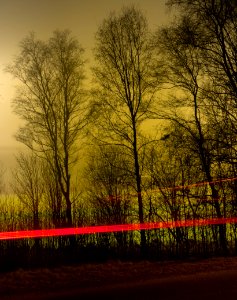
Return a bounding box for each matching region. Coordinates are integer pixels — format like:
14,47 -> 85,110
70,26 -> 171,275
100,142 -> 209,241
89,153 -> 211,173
164,176 -> 237,191
146,176 -> 237,194
0,217 -> 237,240
106,176 -> 237,201
1,177 -> 236,241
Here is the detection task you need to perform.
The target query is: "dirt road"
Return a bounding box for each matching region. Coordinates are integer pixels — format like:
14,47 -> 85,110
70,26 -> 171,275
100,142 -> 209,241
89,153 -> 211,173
1,257 -> 237,299
17,269 -> 237,300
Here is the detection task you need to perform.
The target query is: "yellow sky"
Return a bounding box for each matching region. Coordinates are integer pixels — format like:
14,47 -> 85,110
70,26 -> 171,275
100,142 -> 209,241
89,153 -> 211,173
0,0 -> 172,170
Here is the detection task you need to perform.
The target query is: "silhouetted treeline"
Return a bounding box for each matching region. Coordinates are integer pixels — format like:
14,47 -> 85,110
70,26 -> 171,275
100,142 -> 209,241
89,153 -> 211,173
1,1 -> 237,270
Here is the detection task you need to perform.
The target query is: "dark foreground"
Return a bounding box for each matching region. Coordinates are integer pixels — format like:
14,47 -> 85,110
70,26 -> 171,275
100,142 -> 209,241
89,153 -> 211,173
1,257 -> 237,299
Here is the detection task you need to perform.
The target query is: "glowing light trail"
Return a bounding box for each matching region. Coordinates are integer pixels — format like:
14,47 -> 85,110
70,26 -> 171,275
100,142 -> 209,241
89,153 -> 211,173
106,176 -> 237,201
1,177 -> 236,241
0,217 -> 237,240
144,176 -> 237,193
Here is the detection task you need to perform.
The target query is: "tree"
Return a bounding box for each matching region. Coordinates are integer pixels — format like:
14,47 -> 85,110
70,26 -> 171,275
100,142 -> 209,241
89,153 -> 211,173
151,0 -> 237,252
8,30 -> 87,227
92,6 -> 159,255
145,127 -> 213,256
42,164 -> 63,228
165,0 -> 237,153
85,145 -> 133,251
12,152 -> 44,230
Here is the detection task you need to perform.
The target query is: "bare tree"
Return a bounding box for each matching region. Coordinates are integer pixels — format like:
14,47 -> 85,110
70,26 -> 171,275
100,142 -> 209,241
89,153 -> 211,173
85,145 -> 133,250
151,0 -> 237,252
166,0 -> 237,155
12,152 -> 44,230
42,164 -> 63,228
92,6 -> 160,255
145,127 -> 214,255
8,30 -> 87,227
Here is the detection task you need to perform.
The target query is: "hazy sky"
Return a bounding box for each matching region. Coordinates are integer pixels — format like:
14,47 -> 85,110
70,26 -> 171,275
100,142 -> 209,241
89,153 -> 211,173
0,0 -> 172,167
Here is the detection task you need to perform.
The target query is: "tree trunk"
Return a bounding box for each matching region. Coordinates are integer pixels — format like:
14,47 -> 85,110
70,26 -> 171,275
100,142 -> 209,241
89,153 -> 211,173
133,123 -> 147,257
194,92 -> 227,254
